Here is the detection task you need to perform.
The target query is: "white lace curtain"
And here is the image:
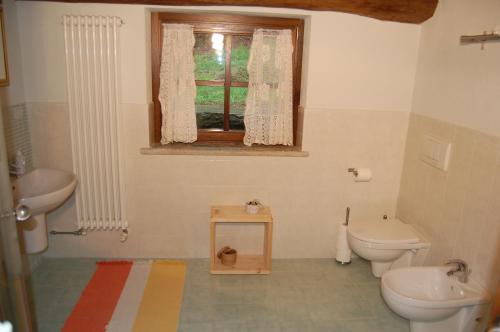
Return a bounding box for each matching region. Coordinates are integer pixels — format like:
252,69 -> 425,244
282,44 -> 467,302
159,24 -> 197,144
244,29 -> 294,146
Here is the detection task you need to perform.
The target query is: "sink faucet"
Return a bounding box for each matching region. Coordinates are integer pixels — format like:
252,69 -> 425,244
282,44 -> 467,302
445,259 -> 471,283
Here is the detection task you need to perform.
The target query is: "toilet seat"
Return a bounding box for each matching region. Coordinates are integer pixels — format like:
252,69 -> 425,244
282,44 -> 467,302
346,219 -> 431,277
348,219 -> 421,249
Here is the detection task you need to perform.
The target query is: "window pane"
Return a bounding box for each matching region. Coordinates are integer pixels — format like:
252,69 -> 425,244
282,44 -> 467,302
230,87 -> 247,130
230,35 -> 251,83
196,86 -> 225,129
194,33 -> 225,81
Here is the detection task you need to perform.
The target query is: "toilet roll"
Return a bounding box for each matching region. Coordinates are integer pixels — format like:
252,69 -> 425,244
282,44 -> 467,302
335,223 -> 352,264
354,168 -> 372,182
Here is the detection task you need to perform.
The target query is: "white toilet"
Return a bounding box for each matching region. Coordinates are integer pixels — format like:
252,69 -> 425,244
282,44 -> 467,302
347,218 -> 430,277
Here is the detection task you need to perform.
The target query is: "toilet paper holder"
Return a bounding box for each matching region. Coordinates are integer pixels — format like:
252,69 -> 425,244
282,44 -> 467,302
347,168 -> 358,176
347,167 -> 372,182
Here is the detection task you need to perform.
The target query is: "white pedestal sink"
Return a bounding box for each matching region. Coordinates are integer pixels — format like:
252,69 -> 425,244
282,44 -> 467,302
13,168 -> 77,254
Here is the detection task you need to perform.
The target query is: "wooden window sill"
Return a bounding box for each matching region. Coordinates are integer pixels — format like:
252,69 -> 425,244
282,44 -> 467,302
140,143 -> 309,157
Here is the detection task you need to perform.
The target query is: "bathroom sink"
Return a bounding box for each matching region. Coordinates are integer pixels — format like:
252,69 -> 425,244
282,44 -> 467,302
12,168 -> 77,254
13,168 -> 77,216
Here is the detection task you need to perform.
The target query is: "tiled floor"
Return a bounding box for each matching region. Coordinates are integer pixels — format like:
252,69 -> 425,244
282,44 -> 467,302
29,258 -> 409,332
28,258 -> 98,332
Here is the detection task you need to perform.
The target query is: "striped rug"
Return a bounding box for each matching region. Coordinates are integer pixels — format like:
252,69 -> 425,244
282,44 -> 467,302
62,260 -> 186,332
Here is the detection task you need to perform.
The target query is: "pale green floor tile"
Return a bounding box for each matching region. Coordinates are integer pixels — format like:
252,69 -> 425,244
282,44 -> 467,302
178,322 -> 214,332
28,258 -> 98,330
30,257 -> 409,331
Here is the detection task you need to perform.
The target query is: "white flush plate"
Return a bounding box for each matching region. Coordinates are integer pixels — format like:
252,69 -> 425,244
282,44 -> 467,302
420,134 -> 452,171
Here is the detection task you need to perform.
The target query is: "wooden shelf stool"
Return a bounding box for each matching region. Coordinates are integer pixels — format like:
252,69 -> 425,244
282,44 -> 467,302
210,205 -> 273,274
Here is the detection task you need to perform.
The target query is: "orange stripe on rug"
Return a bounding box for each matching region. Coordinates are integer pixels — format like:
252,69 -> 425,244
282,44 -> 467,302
62,261 -> 132,332
132,261 -> 186,332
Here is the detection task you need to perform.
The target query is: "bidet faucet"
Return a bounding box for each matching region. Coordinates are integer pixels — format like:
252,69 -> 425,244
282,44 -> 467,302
445,259 -> 471,283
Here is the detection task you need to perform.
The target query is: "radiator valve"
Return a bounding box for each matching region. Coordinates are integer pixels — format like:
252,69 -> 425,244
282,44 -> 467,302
120,229 -> 129,243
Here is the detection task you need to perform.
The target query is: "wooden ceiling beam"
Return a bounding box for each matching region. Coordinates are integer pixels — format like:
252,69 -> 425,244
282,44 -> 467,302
24,0 -> 438,24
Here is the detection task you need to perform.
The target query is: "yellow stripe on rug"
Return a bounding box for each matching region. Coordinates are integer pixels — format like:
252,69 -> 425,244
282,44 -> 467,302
132,260 -> 186,332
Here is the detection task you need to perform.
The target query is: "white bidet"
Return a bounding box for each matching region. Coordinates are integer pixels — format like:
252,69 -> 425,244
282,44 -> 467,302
381,266 -> 490,332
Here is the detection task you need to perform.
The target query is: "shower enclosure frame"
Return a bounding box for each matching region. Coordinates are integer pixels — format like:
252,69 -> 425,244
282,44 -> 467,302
0,103 -> 33,331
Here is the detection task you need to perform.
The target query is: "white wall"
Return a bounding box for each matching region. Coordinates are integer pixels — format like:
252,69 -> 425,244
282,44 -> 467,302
17,3 -> 420,110
411,0 -> 500,136
0,0 -> 25,106
0,0 -> 32,170
16,2 -> 421,258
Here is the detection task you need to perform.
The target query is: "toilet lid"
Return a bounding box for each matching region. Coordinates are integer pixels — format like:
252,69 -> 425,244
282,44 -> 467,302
348,219 -> 419,244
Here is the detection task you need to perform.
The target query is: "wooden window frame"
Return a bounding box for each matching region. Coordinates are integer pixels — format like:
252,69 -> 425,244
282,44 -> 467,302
151,12 -> 304,145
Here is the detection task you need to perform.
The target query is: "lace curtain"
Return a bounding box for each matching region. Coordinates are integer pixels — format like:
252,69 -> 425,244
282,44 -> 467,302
159,24 -> 197,144
244,29 -> 294,146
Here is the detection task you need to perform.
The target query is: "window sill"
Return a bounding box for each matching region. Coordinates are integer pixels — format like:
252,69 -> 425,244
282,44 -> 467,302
140,143 -> 309,157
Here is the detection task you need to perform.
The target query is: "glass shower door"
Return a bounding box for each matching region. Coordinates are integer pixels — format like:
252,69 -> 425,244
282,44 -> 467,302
0,104 -> 33,331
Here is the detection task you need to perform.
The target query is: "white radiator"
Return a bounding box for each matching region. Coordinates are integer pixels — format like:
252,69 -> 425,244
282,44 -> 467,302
63,15 -> 127,230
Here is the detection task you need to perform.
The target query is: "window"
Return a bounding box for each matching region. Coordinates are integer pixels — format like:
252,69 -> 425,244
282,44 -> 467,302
151,13 -> 304,145
193,33 -> 249,133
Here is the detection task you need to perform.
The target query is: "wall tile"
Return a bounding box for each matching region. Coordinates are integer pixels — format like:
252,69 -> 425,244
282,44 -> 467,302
31,103 -> 409,260
28,103 -> 72,171
397,113 -> 500,292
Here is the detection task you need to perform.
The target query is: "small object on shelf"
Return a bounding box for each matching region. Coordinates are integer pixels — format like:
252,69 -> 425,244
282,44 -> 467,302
217,246 -> 238,266
210,205 -> 273,274
245,199 -> 262,214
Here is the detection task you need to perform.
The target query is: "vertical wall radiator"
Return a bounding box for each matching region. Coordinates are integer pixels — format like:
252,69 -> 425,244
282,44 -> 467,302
62,15 -> 127,230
